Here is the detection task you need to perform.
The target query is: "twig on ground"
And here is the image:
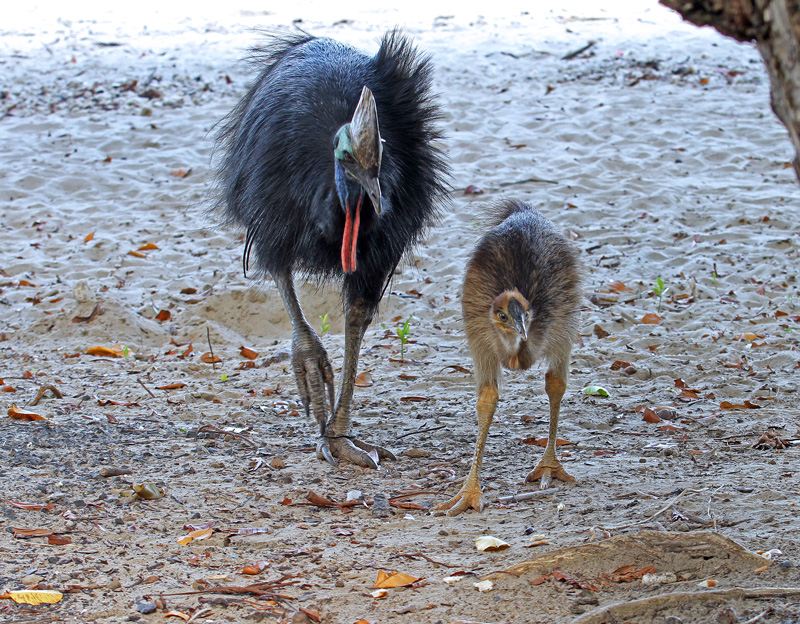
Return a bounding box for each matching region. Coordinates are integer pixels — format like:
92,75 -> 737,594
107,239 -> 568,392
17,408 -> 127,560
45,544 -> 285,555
390,552 -> 460,568
30,384 -> 63,406
562,40 -> 596,60
498,488 -> 559,503
137,377 -> 156,399
395,425 -> 446,440
206,326 -> 217,371
197,424 -> 257,448
601,487 -> 705,531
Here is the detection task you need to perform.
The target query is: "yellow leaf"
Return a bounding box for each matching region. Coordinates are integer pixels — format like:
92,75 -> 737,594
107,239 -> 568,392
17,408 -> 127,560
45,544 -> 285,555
373,570 -> 420,589
84,232 -> 95,243
165,612 -> 190,621
138,243 -> 159,251
177,527 -> 213,545
127,250 -> 148,258
86,346 -> 122,357
2,590 -> 63,605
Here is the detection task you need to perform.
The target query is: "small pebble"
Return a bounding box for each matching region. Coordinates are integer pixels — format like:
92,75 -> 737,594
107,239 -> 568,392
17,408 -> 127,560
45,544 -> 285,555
403,448 -> 431,458
270,458 -> 286,469
135,602 -> 157,615
21,574 -> 44,586
778,560 -> 793,568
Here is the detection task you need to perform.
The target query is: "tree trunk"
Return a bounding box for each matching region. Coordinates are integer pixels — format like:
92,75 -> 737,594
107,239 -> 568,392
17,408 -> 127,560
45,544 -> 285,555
661,0 -> 800,181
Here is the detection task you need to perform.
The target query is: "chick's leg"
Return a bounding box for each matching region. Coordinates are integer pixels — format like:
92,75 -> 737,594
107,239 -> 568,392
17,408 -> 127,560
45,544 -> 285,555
526,369 -> 575,488
435,384 -> 498,516
272,271 -> 335,435
319,298 -> 395,468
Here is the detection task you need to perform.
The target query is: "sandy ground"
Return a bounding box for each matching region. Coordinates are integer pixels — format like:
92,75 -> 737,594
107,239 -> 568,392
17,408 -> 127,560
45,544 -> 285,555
2,1 -> 800,623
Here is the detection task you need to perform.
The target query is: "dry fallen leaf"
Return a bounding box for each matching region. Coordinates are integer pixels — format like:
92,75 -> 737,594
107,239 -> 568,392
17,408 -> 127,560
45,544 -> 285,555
354,372 -> 373,387
164,612 -> 190,621
132,483 -> 165,500
373,570 -> 420,589
201,352 -> 222,364
156,383 -> 186,390
240,346 -> 259,360
474,535 -> 510,552
83,232 -> 95,243
86,346 -> 122,357
641,313 -> 662,325
8,404 -> 53,423
155,309 -> 171,322
241,560 -> 269,575
177,528 -> 213,546
0,590 -> 63,605
138,242 -> 159,251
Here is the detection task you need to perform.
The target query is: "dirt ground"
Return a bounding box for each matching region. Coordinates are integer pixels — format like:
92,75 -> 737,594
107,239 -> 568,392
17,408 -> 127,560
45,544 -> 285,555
1,3 -> 800,623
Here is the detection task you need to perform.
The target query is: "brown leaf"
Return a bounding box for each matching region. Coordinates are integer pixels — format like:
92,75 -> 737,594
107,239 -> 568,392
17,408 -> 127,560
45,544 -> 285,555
156,382 -> 186,390
12,527 -> 55,538
444,365 -> 471,374
83,232 -> 95,243
138,242 -> 159,251
298,607 -> 321,623
306,491 -> 338,508
641,313 -> 662,325
201,352 -> 222,364
720,400 -> 761,410
606,280 -> 631,293
400,396 -> 431,402
240,346 -> 258,360
593,324 -> 609,339
398,373 -> 418,380
170,168 -> 192,178
8,404 -> 53,423
464,185 -> 484,195
48,534 -> 72,545
2,499 -> 57,512
127,250 -> 148,258
177,528 -> 213,546
610,360 -> 631,371
520,437 -> 572,447
155,309 -> 171,322
642,408 -> 661,424
354,372 -> 373,387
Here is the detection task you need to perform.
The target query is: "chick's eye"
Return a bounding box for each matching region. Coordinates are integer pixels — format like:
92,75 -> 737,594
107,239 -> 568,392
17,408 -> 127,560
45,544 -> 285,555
498,312 -> 508,322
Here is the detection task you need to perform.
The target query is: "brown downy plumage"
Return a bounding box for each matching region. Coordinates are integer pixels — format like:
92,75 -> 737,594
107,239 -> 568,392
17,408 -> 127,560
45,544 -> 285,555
436,199 -> 583,516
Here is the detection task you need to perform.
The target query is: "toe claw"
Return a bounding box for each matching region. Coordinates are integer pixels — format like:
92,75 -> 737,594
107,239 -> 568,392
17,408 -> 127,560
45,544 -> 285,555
316,439 -> 338,466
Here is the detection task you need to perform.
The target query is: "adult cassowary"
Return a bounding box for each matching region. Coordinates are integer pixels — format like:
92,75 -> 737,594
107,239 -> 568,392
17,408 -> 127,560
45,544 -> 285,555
216,30 -> 448,468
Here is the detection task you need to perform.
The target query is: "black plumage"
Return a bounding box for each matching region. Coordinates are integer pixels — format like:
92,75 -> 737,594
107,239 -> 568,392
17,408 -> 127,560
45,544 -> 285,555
216,30 -> 448,467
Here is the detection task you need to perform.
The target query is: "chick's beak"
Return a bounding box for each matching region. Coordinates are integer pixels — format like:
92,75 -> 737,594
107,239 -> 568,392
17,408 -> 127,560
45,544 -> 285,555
507,299 -> 528,341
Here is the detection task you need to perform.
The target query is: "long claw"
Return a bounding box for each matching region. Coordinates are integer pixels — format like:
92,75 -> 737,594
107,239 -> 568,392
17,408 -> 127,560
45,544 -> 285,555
316,438 -> 338,466
525,461 -> 575,488
319,436 -> 392,469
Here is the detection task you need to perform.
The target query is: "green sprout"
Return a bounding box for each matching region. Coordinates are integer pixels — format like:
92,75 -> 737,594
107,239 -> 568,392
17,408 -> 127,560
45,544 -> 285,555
397,315 -> 412,360
122,345 -> 130,358
320,313 -> 330,337
220,374 -> 228,381
653,277 -> 668,313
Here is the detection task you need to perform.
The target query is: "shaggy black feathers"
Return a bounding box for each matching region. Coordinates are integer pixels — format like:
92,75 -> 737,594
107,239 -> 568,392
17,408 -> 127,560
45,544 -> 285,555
216,30 -> 449,307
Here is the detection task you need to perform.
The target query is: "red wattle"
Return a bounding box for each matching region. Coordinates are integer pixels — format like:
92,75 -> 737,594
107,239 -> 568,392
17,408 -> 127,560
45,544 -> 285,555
341,201 -> 353,273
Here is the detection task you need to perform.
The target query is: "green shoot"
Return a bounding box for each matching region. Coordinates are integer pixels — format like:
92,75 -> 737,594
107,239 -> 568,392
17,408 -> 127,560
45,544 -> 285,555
397,315 -> 412,360
122,345 -> 130,358
653,277 -> 668,313
319,313 -> 330,337
220,374 -> 228,381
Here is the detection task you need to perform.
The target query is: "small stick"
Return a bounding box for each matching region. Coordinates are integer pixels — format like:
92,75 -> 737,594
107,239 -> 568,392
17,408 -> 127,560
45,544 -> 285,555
498,488 -> 559,503
138,377 -> 156,399
742,609 -> 771,624
562,40 -> 596,61
602,487 -> 704,531
30,384 -> 63,406
207,326 -> 217,371
390,552 -> 460,568
395,425 -> 446,440
197,424 -> 257,448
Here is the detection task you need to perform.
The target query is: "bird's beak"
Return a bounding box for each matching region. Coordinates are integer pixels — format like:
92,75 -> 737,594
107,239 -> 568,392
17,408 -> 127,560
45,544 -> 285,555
350,86 -> 383,215
507,299 -> 528,341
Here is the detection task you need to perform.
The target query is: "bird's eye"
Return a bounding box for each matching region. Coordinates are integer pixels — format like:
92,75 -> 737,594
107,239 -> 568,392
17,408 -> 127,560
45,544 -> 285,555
343,152 -> 355,163
498,312 -> 508,322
